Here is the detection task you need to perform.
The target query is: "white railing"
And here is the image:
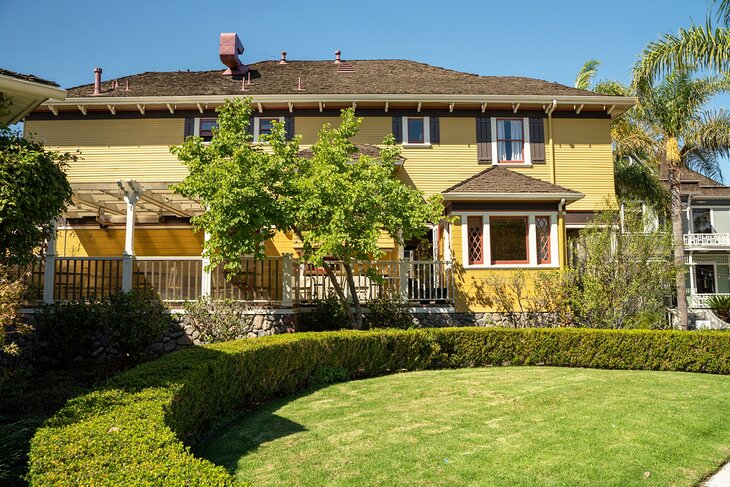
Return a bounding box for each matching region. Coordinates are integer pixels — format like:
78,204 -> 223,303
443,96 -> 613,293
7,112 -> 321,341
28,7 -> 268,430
683,233 -> 730,247
688,293 -> 730,308
27,255 -> 453,305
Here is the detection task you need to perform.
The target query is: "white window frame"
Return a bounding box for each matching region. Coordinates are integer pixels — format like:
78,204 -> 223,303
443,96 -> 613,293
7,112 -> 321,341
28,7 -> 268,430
491,117 -> 531,166
459,212 -> 559,269
194,117 -> 218,142
691,207 -> 714,234
253,116 -> 285,143
402,116 -> 431,148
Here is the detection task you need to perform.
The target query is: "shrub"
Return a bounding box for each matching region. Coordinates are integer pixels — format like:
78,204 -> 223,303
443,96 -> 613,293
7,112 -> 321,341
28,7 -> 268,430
1,265 -> 30,359
35,290 -> 170,365
27,328 -> 730,485
182,297 -> 254,342
708,295 -> 730,323
299,293 -> 349,331
365,296 -> 416,329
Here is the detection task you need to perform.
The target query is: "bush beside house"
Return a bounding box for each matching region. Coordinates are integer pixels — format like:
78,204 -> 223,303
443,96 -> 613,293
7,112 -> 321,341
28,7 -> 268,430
27,328 -> 730,485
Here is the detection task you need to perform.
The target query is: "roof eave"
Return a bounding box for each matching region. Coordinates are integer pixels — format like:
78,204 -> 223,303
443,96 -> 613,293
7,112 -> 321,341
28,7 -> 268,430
442,192 -> 584,202
1,74 -> 66,125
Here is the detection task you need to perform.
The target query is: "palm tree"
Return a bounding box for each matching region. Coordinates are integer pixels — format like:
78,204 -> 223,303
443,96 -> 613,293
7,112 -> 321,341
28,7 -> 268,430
634,72 -> 730,329
633,0 -> 730,84
574,59 -> 601,90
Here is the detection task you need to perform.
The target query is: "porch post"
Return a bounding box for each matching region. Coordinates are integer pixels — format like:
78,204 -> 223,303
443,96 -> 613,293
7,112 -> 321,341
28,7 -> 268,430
399,257 -> 410,301
688,253 -> 695,308
42,219 -> 57,304
200,231 -> 212,296
121,191 -> 139,291
281,253 -> 293,307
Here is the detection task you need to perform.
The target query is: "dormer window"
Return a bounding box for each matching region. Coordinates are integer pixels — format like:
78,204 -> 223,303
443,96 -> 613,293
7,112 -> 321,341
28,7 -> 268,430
496,119 -> 524,163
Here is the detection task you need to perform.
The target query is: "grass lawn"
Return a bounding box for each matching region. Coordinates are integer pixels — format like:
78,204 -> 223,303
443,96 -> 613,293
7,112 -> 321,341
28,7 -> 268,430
199,367 -> 730,487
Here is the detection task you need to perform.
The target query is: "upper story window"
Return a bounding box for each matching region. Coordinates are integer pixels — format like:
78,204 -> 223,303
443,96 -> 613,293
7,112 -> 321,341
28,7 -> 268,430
496,119 -> 524,163
692,208 -> 713,233
402,116 -> 431,147
194,118 -> 218,142
253,116 -> 285,142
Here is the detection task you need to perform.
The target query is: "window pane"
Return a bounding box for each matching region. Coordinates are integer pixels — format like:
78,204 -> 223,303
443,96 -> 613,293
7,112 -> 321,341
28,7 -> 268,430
497,120 -> 523,162
199,119 -> 217,142
536,216 -> 551,264
467,217 -> 483,264
259,118 -> 276,136
407,118 -> 424,144
696,265 -> 716,293
490,217 -> 528,263
692,209 -> 712,233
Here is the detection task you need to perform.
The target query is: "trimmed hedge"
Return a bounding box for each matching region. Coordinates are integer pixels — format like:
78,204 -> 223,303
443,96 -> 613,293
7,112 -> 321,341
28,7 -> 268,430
28,328 -> 730,485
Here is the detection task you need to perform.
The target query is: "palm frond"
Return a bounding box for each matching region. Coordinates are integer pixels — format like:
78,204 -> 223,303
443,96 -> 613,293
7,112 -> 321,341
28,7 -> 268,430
574,59 -> 601,90
633,21 -> 730,85
712,0 -> 730,27
683,146 -> 723,182
592,79 -> 631,96
683,109 -> 730,161
614,158 -> 669,214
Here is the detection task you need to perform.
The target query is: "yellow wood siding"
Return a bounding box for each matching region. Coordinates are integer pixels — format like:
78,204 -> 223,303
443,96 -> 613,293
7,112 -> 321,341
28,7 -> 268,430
296,116 -> 340,144
552,118 -> 615,210
24,119 -> 187,183
57,228 -> 203,257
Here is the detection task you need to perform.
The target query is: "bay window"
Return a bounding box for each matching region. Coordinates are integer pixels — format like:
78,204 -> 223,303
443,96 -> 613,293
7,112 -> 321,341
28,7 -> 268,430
461,213 -> 557,268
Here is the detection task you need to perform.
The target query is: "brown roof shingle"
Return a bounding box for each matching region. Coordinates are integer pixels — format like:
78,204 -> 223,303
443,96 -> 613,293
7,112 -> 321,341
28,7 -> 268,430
0,69 -> 59,87
65,60 -> 605,98
443,166 -> 581,195
659,165 -> 730,198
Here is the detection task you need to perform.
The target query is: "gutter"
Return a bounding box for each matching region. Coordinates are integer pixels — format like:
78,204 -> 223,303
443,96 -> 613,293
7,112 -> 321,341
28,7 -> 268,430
546,99 -> 558,183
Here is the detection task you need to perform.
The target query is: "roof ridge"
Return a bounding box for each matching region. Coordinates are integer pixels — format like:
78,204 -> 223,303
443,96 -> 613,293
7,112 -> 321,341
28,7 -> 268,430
442,166 -> 497,193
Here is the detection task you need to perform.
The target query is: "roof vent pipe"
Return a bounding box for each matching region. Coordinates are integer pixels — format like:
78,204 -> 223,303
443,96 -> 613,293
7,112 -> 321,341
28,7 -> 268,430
280,51 -> 289,64
334,50 -> 341,64
93,67 -> 102,95
219,33 -> 248,76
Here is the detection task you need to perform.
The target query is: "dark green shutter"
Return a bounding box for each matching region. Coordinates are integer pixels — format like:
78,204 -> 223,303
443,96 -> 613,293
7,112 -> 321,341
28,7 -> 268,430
246,116 -> 254,137
184,118 -> 195,139
530,118 -> 546,164
429,116 -> 440,144
392,116 -> 402,143
476,117 -> 491,163
284,116 -> 295,140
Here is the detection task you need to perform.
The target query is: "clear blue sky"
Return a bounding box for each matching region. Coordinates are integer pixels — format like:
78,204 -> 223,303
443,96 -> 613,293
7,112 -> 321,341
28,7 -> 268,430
1,0 -> 727,174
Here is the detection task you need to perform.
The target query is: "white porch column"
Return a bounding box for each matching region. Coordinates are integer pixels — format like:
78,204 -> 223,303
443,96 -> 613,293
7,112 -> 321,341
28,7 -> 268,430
121,192 -> 139,291
688,253 -> 696,307
42,219 -> 57,304
399,257 -> 410,301
443,222 -> 452,262
200,231 -> 212,296
281,253 -> 293,307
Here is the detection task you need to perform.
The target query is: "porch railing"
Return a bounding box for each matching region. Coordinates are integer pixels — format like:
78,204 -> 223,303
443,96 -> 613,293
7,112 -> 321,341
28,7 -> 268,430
688,293 -> 730,309
16,255 -> 453,306
684,233 -> 730,248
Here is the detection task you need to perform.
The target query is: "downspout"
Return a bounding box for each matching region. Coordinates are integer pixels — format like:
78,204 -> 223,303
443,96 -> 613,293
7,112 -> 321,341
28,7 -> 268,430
546,100 -> 558,184
558,198 -> 566,267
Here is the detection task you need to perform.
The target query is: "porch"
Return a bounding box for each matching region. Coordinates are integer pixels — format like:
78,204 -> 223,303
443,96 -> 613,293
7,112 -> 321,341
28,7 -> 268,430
13,256 -> 454,306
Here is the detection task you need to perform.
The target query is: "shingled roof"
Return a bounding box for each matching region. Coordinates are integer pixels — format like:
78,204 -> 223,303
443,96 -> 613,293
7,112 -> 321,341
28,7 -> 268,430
65,60 -> 603,98
297,143 -> 404,162
443,166 -> 582,196
0,69 -> 59,87
659,164 -> 730,198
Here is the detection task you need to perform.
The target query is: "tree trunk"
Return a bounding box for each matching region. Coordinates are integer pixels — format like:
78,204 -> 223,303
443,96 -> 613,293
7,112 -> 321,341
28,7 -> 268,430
322,262 -> 358,329
342,262 -> 364,329
668,163 -> 689,330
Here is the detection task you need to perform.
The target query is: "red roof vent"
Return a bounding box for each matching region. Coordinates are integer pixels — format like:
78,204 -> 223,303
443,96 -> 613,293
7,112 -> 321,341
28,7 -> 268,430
219,33 -> 248,76
337,62 -> 354,73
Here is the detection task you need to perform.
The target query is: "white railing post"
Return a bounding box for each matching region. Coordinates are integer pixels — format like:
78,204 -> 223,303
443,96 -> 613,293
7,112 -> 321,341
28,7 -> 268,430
399,257 -> 410,301
42,219 -> 57,304
121,191 -> 139,292
282,253 -> 293,307
200,232 -> 212,297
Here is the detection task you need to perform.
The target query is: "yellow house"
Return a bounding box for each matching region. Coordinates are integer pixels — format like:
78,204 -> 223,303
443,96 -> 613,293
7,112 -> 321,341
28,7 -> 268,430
22,33 -> 634,318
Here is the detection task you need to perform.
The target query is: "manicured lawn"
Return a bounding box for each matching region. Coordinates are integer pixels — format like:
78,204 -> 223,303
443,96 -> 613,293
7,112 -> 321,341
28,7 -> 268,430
199,367 -> 730,487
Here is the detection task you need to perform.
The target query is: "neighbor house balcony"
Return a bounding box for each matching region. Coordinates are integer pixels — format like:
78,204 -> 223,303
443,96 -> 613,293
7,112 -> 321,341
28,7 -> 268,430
687,293 -> 730,309
683,233 -> 730,249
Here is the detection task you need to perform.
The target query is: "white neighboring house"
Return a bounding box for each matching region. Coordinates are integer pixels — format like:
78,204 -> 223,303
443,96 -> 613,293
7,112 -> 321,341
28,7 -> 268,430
658,166 -> 730,313
0,69 -> 66,126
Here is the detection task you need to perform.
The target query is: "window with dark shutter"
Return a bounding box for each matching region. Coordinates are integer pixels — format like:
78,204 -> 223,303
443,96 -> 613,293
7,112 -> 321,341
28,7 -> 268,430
284,116 -> 295,140
392,116 -> 402,143
184,118 -> 195,139
530,118 -> 546,164
430,116 -> 440,144
476,117 -> 492,164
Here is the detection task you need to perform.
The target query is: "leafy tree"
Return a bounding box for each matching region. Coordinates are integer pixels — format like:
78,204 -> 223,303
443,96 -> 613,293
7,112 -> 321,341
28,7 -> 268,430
173,99 -> 443,328
0,128 -> 73,267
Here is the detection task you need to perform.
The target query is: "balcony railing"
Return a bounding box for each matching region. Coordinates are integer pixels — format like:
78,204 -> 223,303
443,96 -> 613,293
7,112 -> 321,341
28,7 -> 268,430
688,293 -> 730,309
684,233 -> 730,248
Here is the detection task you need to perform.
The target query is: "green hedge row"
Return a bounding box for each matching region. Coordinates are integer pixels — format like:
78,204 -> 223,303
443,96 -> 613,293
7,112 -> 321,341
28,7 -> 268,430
27,328 -> 730,485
